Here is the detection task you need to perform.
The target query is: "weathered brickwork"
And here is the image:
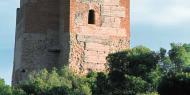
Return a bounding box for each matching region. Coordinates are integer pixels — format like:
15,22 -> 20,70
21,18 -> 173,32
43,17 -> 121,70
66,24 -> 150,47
69,0 -> 130,74
12,0 -> 130,85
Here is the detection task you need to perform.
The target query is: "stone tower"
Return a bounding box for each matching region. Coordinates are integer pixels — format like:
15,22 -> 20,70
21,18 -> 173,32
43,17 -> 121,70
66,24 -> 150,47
12,0 -> 130,85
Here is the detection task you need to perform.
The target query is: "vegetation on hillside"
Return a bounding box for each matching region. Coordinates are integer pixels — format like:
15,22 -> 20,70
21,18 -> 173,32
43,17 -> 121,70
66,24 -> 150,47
1,43 -> 190,95
0,78 -> 12,95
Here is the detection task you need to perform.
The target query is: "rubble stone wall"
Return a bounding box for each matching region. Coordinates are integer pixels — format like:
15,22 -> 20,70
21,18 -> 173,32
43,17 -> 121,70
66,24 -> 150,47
69,0 -> 130,74
12,0 -> 60,84
13,0 -> 130,85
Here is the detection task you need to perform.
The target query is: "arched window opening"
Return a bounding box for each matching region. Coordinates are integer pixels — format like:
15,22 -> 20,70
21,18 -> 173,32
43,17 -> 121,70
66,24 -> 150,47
88,10 -> 95,24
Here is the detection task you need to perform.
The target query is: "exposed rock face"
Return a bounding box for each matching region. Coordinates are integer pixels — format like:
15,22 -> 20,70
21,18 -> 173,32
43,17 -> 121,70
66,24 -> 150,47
12,0 -> 130,85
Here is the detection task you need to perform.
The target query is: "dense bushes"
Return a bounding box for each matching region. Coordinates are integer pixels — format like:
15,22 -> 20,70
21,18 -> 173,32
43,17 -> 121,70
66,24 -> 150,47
103,46 -> 161,95
0,78 -> 12,95
92,44 -> 190,95
2,43 -> 190,95
0,79 -> 26,95
158,72 -> 190,95
17,67 -> 94,95
157,44 -> 190,95
14,46 -> 161,95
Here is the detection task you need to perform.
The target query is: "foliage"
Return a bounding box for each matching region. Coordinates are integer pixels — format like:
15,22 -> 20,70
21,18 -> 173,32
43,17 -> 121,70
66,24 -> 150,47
182,43 -> 190,66
169,43 -> 187,71
0,78 -> 12,95
17,67 -> 93,95
158,72 -> 190,95
137,92 -> 159,95
108,46 -> 160,78
1,43 -> 190,95
146,65 -> 162,91
157,43 -> 190,95
12,88 -> 26,95
105,46 -> 161,95
95,44 -> 190,95
92,72 -> 108,95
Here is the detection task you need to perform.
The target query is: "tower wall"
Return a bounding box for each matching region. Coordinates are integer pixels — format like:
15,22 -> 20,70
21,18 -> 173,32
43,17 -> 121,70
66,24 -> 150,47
12,0 -> 60,85
58,0 -> 71,68
68,0 -> 130,74
13,0 -> 130,84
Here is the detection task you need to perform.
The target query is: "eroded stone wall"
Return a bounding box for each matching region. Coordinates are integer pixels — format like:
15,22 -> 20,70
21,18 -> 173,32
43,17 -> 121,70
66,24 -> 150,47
69,0 -> 130,74
12,0 -> 60,85
13,0 -> 130,85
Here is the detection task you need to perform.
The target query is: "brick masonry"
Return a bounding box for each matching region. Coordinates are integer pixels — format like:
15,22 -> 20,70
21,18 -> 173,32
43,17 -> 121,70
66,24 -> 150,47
12,0 -> 130,85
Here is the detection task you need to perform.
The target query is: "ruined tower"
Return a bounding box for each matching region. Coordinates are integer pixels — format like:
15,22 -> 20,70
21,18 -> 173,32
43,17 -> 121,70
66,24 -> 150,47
12,0 -> 130,85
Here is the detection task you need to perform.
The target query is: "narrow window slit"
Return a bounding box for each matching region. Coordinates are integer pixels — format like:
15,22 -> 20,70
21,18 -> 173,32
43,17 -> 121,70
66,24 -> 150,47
88,10 -> 95,24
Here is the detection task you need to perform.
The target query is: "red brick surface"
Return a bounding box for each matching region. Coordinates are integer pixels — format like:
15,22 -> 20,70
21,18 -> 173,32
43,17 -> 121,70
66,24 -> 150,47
69,0 -> 130,74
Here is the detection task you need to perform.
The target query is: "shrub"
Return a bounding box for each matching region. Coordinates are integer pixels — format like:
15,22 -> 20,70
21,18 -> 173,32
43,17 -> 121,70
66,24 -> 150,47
158,72 -> 190,95
107,46 -> 160,79
106,46 -> 161,95
12,88 -> 27,95
92,72 -> 108,95
0,78 -> 12,95
11,44 -> 190,95
18,67 -> 93,95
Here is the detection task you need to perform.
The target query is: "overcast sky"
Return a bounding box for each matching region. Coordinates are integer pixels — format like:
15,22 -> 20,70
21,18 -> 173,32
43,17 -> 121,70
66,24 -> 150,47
0,0 -> 19,85
131,0 -> 190,50
1,0 -> 190,85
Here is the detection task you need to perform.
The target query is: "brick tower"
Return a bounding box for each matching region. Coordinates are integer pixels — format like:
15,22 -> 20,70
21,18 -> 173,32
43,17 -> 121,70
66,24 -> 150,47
12,0 -> 130,85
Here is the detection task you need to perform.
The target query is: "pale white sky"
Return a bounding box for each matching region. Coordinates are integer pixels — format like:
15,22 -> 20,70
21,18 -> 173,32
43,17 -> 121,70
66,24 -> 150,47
131,0 -> 190,50
133,0 -> 190,25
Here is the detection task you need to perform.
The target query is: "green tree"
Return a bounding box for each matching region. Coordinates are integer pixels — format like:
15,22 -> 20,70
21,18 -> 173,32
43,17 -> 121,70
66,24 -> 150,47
182,44 -> 190,67
106,46 -> 161,95
12,43 -> 190,95
0,78 -> 12,95
158,43 -> 190,95
92,72 -> 108,95
18,66 -> 93,95
12,88 -> 26,95
169,43 -> 187,72
158,72 -> 190,95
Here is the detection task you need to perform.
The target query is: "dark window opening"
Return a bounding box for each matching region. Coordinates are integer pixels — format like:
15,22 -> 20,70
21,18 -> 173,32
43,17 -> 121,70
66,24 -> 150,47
21,69 -> 26,73
88,10 -> 95,24
48,47 -> 61,53
48,49 -> 60,53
